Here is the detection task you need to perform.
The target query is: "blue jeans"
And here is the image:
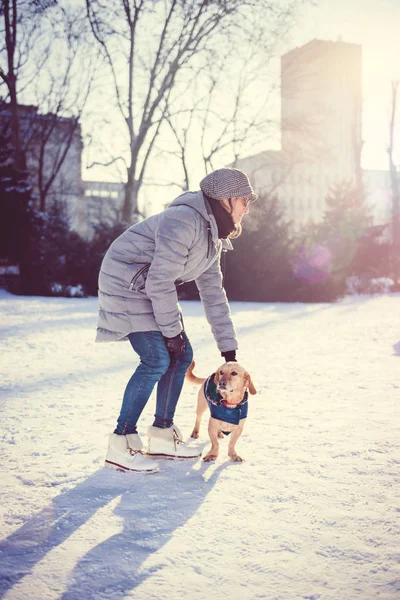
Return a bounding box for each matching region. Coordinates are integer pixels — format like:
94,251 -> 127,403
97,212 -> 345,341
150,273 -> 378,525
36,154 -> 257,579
114,331 -> 193,434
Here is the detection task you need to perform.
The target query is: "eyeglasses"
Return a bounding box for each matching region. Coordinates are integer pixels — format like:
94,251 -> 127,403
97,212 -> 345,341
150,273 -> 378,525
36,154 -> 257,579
229,197 -> 252,207
238,197 -> 253,208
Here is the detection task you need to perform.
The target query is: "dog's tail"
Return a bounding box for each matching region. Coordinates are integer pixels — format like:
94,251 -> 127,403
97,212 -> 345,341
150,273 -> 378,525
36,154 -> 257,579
185,360 -> 206,385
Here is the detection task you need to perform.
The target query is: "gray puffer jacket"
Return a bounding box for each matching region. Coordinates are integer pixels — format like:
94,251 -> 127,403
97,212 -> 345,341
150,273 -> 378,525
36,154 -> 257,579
96,190 -> 238,352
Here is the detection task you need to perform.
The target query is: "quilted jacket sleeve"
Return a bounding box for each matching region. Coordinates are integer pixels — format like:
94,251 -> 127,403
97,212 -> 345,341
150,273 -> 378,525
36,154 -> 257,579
195,251 -> 238,353
145,208 -> 196,338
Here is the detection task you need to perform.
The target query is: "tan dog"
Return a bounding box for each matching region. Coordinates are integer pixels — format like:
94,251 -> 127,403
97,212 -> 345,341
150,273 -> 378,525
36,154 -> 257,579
186,361 -> 256,463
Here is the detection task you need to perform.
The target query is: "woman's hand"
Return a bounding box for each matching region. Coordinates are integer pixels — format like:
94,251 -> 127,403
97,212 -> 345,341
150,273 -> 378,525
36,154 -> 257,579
221,350 -> 236,362
164,333 -> 186,359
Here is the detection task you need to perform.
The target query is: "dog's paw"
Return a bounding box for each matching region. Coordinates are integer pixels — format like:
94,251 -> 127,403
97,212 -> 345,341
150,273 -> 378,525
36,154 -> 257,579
203,453 -> 218,462
229,454 -> 244,462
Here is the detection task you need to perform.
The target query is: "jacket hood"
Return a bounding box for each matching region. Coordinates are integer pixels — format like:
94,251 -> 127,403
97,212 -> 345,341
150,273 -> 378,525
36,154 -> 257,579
167,190 -> 233,250
168,190 -> 211,221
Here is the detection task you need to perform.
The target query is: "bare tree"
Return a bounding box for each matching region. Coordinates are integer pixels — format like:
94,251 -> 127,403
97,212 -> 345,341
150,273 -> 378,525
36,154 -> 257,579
388,80 -> 399,288
0,0 -> 56,169
161,42 -> 283,193
85,0 -> 302,222
0,1 -> 96,212
161,28 -> 344,209
30,8 -> 96,211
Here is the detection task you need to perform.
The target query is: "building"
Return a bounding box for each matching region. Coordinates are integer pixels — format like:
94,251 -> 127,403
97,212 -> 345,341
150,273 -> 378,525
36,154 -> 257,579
81,180 -> 125,238
0,104 -> 85,232
0,103 -> 128,239
236,40 -> 392,229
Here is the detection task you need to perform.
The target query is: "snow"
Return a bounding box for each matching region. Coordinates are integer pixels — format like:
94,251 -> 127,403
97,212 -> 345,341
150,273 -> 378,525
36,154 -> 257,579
1,289 -> 400,600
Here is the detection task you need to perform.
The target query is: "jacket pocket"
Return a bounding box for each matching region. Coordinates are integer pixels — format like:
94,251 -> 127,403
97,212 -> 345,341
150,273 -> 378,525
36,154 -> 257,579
129,264 -> 150,292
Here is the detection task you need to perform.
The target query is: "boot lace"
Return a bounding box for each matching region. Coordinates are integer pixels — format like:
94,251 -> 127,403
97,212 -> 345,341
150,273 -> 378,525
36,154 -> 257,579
128,448 -> 146,456
173,430 -> 184,449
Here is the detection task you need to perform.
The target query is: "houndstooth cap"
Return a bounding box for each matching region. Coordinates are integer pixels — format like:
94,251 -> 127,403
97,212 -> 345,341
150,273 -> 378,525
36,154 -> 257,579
200,168 -> 258,203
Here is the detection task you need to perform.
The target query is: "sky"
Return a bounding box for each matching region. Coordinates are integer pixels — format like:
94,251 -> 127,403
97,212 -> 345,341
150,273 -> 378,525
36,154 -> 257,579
1,289 -> 400,599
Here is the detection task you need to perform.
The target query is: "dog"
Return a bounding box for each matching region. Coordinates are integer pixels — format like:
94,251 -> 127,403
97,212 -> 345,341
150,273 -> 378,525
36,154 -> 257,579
186,361 -> 256,463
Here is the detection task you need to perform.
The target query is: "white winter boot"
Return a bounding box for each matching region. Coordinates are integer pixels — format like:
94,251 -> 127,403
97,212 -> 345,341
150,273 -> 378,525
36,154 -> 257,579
147,425 -> 201,459
105,433 -> 159,473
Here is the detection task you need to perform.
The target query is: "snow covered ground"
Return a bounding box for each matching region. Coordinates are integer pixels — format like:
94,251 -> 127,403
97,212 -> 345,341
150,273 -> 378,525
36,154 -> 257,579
0,289 -> 399,600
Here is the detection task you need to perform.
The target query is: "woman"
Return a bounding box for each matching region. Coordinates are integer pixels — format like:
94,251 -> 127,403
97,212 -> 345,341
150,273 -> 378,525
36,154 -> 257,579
97,167 -> 257,473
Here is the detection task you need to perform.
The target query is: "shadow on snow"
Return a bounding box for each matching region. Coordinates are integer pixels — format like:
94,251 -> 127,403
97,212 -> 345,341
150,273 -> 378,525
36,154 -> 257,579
0,459 -> 228,599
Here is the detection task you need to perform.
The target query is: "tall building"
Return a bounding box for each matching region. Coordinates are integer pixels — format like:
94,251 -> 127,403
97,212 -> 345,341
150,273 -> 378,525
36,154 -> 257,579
281,40 -> 362,175
236,39 -> 391,229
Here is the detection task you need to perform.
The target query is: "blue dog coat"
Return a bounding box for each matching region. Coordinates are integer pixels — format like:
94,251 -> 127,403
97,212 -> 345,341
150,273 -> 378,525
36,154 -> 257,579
203,374 -> 248,425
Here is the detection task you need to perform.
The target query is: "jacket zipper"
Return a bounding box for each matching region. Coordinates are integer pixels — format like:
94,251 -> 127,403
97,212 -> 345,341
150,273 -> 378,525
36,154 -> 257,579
206,226 -> 212,258
129,265 -> 150,290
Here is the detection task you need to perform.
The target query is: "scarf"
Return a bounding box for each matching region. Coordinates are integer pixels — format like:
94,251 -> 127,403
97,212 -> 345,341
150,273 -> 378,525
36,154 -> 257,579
203,194 -> 236,239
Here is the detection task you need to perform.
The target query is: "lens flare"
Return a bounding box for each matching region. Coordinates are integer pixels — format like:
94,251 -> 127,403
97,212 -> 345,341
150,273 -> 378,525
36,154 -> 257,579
293,244 -> 332,284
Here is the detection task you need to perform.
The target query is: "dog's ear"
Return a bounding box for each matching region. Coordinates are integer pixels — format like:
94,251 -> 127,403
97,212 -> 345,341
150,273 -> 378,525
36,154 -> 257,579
214,371 -> 220,385
244,372 -> 257,395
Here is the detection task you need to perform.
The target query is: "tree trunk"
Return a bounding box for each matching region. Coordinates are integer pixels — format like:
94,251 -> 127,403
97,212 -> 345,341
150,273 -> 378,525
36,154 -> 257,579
390,165 -> 399,288
388,81 -> 399,289
122,167 -> 141,224
3,0 -> 24,171
8,86 -> 25,171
